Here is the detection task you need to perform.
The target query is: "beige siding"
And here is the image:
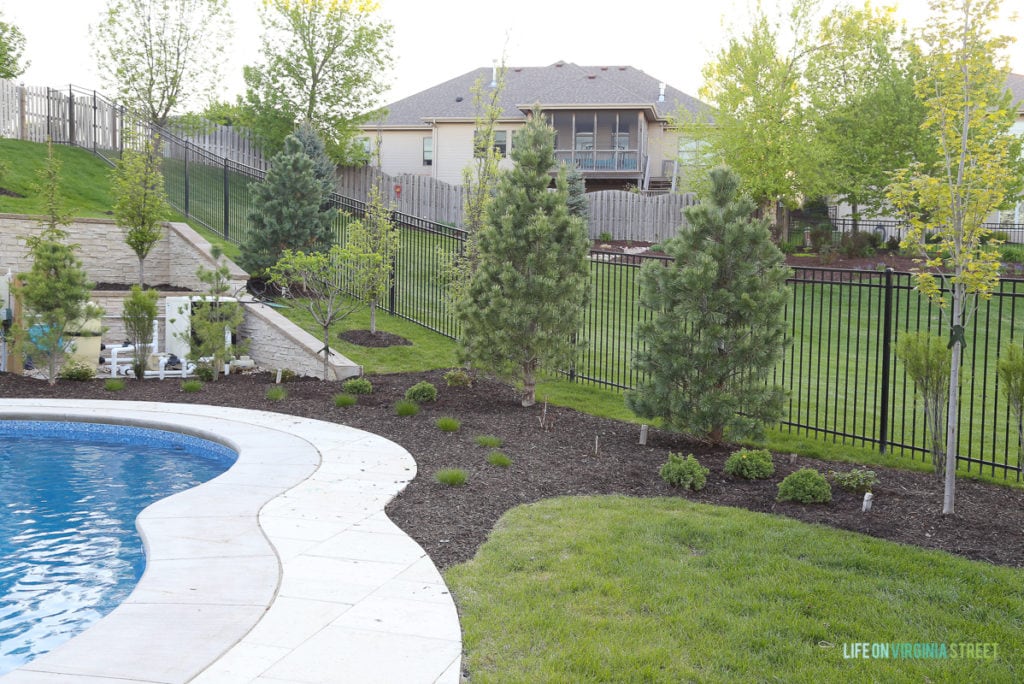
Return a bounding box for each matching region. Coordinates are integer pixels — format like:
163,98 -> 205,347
646,124 -> 681,176
378,129 -> 433,177
432,123 -> 520,185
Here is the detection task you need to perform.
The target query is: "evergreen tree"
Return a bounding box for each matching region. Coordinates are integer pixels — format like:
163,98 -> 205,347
292,121 -> 337,207
182,248 -> 246,381
627,167 -> 790,443
457,107 -> 591,407
241,134 -> 336,275
564,162 -> 588,222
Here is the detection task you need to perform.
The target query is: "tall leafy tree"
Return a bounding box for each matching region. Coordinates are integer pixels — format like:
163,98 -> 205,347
805,3 -> 935,225
0,11 -> 28,79
112,132 -> 170,286
346,183 -> 398,334
269,245 -> 362,380
458,108 -> 591,407
92,0 -> 232,126
627,167 -> 791,443
688,0 -> 827,228
885,0 -> 1021,515
241,0 -> 393,162
241,134 -> 336,276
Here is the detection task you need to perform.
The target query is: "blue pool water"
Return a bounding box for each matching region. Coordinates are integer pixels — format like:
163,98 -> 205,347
0,421 -> 237,675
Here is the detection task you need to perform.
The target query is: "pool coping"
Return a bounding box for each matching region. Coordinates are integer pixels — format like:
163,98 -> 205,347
0,400 -> 462,684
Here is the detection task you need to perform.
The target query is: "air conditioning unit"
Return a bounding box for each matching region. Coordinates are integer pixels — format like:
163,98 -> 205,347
165,296 -> 238,368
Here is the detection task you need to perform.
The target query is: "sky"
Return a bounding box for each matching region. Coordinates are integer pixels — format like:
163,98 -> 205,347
4,0 -> 1024,110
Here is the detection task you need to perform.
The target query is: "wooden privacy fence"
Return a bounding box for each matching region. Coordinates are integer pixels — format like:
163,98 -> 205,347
336,166 -> 696,240
0,80 -> 122,152
169,120 -> 267,170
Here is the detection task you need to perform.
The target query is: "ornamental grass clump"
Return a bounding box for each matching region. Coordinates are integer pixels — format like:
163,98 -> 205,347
435,468 -> 468,486
181,379 -> 203,393
778,468 -> 832,504
333,393 -> 357,407
487,451 -> 511,468
475,434 -> 503,448
104,378 -> 125,392
266,386 -> 287,401
723,448 -> 775,479
395,399 -> 419,416
436,417 -> 461,432
659,453 -> 709,491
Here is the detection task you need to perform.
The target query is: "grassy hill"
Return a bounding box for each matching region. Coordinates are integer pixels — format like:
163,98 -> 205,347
0,139 -> 117,218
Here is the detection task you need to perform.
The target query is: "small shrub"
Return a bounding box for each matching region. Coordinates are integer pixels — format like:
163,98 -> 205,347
829,468 -> 878,493
279,368 -> 298,383
598,231 -> 613,242
436,416 -> 461,432
777,468 -> 832,504
839,231 -> 879,258
395,399 -> 420,416
809,224 -> 834,252
475,434 -> 503,448
659,453 -> 709,491
104,378 -> 125,392
487,451 -> 512,467
1000,244 -> 1024,264
333,393 -> 357,407
443,368 -> 473,387
58,359 -> 96,381
343,377 -> 373,395
195,365 -> 216,382
266,386 -> 288,401
181,379 -> 203,393
723,448 -> 775,480
435,468 -> 467,486
885,235 -> 902,251
405,381 -> 438,403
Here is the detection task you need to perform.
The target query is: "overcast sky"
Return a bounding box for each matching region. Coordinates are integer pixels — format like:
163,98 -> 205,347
4,0 -> 1024,109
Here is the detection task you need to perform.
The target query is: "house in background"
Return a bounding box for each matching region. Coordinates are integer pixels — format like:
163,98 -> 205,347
361,61 -> 709,191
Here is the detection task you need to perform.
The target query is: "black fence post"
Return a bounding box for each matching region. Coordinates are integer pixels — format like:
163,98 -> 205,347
183,145 -> 190,217
388,254 -> 397,315
223,158 -> 230,239
878,268 -> 894,454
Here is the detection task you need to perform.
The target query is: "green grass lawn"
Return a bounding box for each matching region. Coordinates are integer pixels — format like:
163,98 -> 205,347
0,139 -> 115,217
447,496 -> 1024,683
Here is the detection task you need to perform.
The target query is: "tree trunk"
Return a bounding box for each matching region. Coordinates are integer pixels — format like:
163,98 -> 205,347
139,256 -> 145,288
323,327 -> 330,381
943,288 -> 964,515
521,364 -> 536,407
370,301 -> 377,334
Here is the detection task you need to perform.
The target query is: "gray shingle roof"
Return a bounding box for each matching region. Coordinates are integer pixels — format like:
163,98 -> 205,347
1007,72 -> 1024,112
376,61 -> 709,127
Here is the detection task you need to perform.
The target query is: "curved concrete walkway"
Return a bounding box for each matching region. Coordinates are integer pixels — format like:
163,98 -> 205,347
0,400 -> 461,684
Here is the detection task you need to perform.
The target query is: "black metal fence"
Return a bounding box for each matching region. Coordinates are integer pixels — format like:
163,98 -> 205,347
827,217 -> 1024,245
46,99 -> 1024,481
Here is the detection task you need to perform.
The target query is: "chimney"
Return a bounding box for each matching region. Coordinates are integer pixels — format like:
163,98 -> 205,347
490,60 -> 497,88
658,82 -> 665,103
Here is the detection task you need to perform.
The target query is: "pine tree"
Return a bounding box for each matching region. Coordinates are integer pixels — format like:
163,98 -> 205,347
241,134 -> 336,275
291,121 -> 337,207
457,107 -> 591,407
564,162 -> 588,221
626,167 -> 790,442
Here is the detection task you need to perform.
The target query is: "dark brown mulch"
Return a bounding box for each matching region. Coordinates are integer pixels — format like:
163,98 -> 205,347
339,329 -> 412,348
2,369 -> 1022,570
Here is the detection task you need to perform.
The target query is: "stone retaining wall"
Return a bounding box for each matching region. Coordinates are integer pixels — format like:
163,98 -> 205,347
1,215 -> 361,380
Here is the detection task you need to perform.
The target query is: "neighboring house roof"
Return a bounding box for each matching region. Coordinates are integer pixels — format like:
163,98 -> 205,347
1007,72 -> 1024,113
375,61 -> 709,128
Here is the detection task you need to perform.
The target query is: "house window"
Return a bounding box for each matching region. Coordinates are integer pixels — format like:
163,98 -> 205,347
422,137 -> 433,166
473,129 -> 508,158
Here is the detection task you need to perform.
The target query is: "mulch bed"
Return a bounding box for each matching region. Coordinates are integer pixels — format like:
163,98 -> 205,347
339,329 -> 412,347
2,369 -> 1022,570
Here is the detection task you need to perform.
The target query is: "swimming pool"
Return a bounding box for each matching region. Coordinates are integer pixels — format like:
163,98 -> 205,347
0,421 -> 237,675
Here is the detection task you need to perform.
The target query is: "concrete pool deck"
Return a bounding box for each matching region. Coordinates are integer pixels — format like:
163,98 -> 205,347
0,400 -> 462,684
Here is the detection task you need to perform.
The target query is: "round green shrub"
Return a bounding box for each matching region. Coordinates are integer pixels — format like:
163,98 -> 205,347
443,368 -> 473,387
487,451 -> 511,468
435,468 -> 468,486
659,453 -> 709,491
195,365 -> 216,382
406,381 -> 438,403
829,468 -> 878,493
777,468 -> 832,504
395,399 -> 420,416
333,393 -> 357,407
181,379 -> 204,393
724,448 -> 775,480
58,359 -> 96,381
436,417 -> 461,432
343,377 -> 373,395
